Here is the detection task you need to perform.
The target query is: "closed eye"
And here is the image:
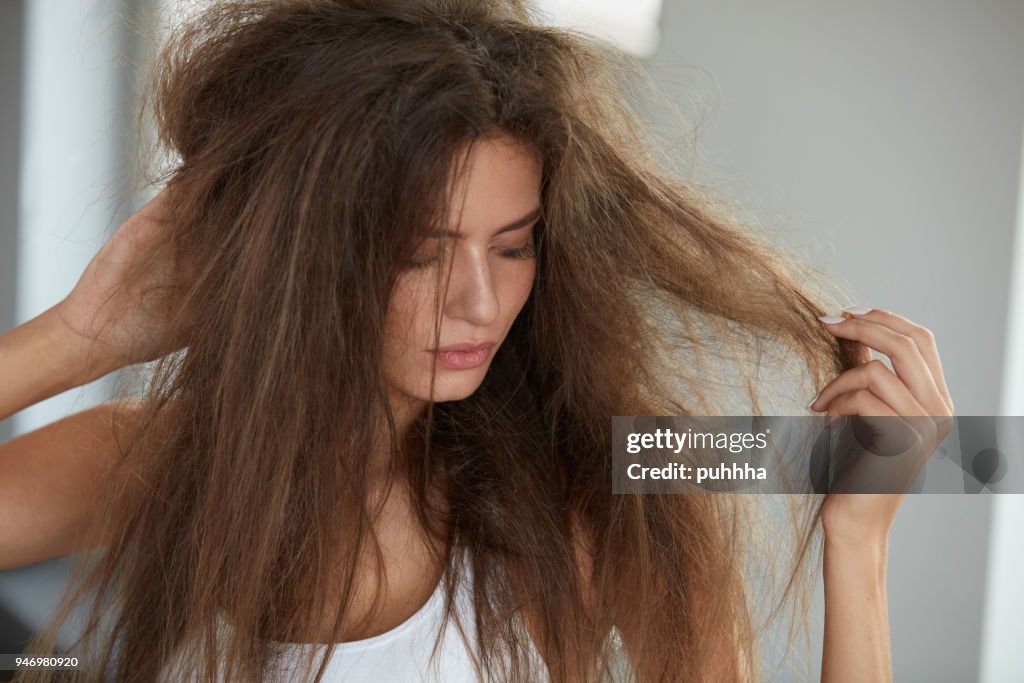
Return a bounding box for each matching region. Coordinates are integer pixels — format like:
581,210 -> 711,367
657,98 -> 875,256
499,243 -> 537,260
405,241 -> 537,269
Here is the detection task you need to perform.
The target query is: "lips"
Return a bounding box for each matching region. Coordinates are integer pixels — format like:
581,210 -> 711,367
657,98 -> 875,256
430,341 -> 496,370
433,341 -> 496,353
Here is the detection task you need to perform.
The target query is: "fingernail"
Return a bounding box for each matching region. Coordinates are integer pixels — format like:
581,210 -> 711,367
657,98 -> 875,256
807,392 -> 820,410
817,315 -> 845,324
842,305 -> 873,316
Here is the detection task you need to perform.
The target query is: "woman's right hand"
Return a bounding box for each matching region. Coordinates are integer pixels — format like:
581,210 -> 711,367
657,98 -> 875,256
52,186 -> 196,371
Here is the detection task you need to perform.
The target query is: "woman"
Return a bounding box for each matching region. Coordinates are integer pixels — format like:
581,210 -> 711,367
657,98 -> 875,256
0,0 -> 954,681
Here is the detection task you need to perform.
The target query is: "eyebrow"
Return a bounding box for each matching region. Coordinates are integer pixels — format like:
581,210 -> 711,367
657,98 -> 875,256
427,206 -> 542,239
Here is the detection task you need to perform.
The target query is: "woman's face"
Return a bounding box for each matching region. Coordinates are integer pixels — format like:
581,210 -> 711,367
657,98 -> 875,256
382,135 -> 541,409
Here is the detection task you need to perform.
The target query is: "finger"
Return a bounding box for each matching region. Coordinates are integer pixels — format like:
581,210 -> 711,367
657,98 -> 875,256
841,307 -> 953,414
826,389 -> 940,446
853,342 -> 872,365
810,359 -> 929,417
841,311 -> 873,365
826,388 -> 898,419
817,315 -> 947,416
824,391 -> 934,493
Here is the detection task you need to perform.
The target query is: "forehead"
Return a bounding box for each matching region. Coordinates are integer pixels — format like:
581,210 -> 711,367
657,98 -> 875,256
435,136 -> 543,237
427,206 -> 541,239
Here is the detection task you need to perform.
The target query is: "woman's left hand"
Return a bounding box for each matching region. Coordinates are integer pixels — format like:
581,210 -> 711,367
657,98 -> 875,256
807,307 -> 954,544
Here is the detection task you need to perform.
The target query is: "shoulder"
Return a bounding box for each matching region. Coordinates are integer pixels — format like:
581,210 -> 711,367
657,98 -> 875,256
107,397 -> 183,445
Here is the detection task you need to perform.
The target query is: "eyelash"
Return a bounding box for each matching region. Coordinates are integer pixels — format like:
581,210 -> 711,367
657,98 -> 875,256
406,243 -> 537,270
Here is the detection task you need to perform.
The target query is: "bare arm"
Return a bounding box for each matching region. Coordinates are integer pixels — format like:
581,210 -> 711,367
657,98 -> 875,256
0,189 -> 190,571
0,400 -> 143,570
0,305 -> 128,570
820,531 -> 892,682
810,308 -> 953,682
0,306 -> 118,424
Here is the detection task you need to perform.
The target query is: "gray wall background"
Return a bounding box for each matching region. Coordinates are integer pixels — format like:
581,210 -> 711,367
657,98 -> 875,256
0,1 -> 23,447
641,2 -> 1023,681
0,0 -> 143,661
1,1 -> 1021,681
0,0 -> 29,667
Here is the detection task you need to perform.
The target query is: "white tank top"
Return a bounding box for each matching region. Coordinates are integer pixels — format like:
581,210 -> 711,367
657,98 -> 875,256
158,554 -> 552,682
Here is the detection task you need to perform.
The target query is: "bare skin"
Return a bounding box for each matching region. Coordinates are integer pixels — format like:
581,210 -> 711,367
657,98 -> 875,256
2,135 -> 544,647
810,307 -> 954,682
0,136 -> 955,679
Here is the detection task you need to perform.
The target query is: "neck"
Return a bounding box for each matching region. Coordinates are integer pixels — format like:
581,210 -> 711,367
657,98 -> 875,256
366,388 -> 428,482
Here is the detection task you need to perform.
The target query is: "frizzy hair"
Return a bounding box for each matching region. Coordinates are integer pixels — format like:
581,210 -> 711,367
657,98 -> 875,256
16,1 -> 863,681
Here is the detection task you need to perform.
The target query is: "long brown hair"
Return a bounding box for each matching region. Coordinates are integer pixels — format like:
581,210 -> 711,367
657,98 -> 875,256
17,1 -> 863,681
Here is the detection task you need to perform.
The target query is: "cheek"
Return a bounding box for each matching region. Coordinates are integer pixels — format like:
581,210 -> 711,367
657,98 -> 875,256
384,279 -> 437,348
503,263 -> 536,313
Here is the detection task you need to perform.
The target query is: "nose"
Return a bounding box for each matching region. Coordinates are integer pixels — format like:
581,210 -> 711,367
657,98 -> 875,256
443,247 -> 500,327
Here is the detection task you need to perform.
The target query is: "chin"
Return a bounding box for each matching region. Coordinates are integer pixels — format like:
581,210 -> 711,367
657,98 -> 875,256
416,374 -> 486,403
437,389 -> 481,403
428,386 -> 481,404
